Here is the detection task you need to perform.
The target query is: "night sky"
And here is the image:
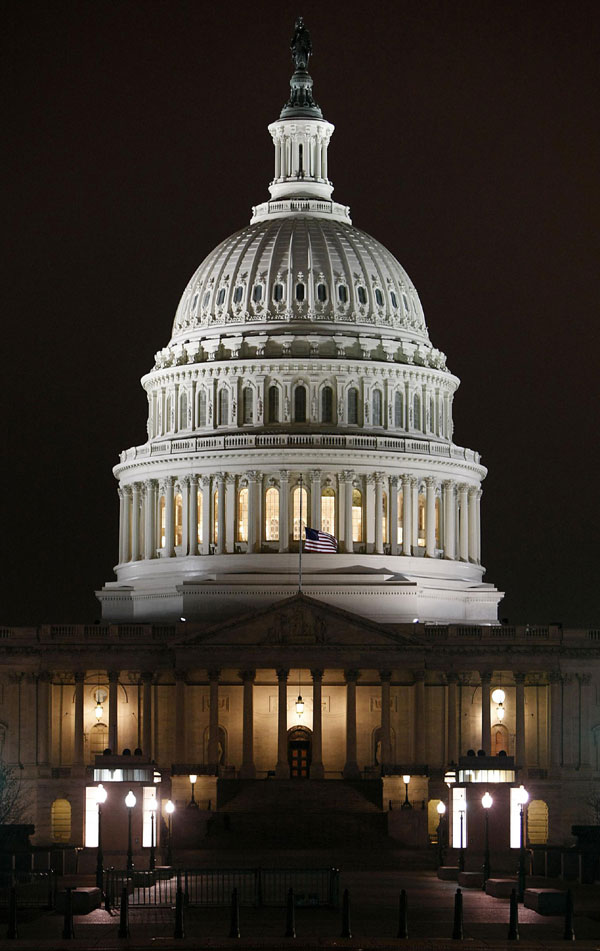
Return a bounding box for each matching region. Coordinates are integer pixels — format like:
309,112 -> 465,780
4,0 -> 599,626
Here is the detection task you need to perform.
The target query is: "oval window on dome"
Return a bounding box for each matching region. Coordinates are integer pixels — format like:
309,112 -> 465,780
203,292 -> 211,308
375,288 -> 384,307
295,283 -> 305,302
402,292 -> 410,313
338,285 -> 348,303
252,285 -> 263,303
216,288 -> 225,306
191,294 -> 198,311
273,283 -> 284,302
317,283 -> 327,302
357,286 -> 368,305
390,291 -> 398,308
233,286 -> 243,304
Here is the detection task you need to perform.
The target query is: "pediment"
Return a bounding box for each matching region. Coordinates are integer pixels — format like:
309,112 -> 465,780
180,593 -> 419,648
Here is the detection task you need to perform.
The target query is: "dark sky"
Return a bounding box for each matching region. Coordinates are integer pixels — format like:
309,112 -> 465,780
4,0 -> 600,626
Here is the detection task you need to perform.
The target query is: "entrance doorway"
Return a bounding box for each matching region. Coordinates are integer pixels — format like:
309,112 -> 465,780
288,727 -> 312,778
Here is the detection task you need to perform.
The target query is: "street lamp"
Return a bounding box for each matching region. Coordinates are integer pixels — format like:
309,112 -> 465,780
401,775 -> 412,809
481,792 -> 493,888
148,796 -> 157,871
95,784 -> 107,889
188,773 -> 198,808
165,799 -> 175,866
125,789 -> 136,871
458,808 -> 466,871
516,785 -> 529,901
436,801 -> 446,867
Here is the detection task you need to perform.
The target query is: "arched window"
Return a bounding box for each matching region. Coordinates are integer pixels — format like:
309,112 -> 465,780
372,389 -> 382,426
418,489 -> 426,547
321,486 -> 336,535
382,490 -> 388,543
242,387 -> 253,424
218,388 -> 229,426
213,490 -> 219,545
295,283 -> 305,302
492,723 -> 509,755
435,497 -> 441,548
321,386 -> 333,423
338,284 -> 348,303
394,391 -> 404,428
527,800 -> 549,845
390,290 -> 398,308
237,487 -> 248,542
273,283 -> 284,302
375,288 -> 384,307
216,288 -> 225,306
180,391 -> 188,430
347,387 -> 358,425
252,284 -> 262,303
174,493 -> 183,547
317,283 -> 327,302
89,722 -> 108,761
265,486 -> 279,541
233,286 -> 244,304
159,496 -> 166,548
352,488 -> 363,542
294,386 -> 307,422
413,392 -> 421,431
51,799 -> 71,843
397,488 -> 403,544
357,286 -> 367,305
268,385 -> 279,422
197,390 -> 207,427
292,484 -> 308,540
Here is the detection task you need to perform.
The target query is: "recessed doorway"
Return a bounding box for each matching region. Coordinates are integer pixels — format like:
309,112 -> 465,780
288,726 -> 312,779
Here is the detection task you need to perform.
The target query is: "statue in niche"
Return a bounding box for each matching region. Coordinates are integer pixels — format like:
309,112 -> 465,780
291,16 -> 312,71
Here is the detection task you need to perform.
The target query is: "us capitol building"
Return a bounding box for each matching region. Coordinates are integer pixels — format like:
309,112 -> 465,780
3,22 -> 598,861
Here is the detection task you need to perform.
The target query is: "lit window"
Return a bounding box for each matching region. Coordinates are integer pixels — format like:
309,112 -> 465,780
357,286 -> 367,305
321,487 -> 336,535
317,283 -> 327,302
252,285 -> 262,302
347,387 -> 358,424
265,486 -> 279,541
372,389 -> 382,426
216,288 -> 225,306
174,493 -> 183,547
273,283 -> 284,302
233,286 -> 243,303
142,787 -> 158,848
338,284 -> 348,303
293,485 -> 308,540
242,387 -> 253,424
375,288 -> 384,306
268,385 -> 279,422
418,491 -> 426,546
237,487 -> 249,542
452,786 -> 467,848
295,283 -> 305,302
294,386 -> 307,422
51,799 -> 71,843
352,488 -> 363,542
321,386 -> 333,422
89,722 -> 107,761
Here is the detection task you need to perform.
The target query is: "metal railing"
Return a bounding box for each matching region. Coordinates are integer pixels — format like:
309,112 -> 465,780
104,867 -> 339,908
0,870 -> 57,908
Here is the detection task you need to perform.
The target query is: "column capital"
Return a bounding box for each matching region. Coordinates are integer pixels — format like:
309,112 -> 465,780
379,670 -> 392,683
514,672 -> 526,685
131,481 -> 142,495
310,668 -> 324,682
201,475 -> 211,487
577,673 -> 592,685
468,485 -> 478,499
208,668 -> 221,682
279,469 -> 289,482
445,671 -> 459,684
276,667 -> 289,682
401,473 -> 412,487
425,476 -> 437,489
309,469 -> 321,482
480,671 -> 493,685
246,470 -> 261,483
340,469 -> 354,483
122,484 -> 132,498
412,670 -> 426,683
548,670 -> 562,684
374,471 -> 385,484
344,669 -> 360,683
189,473 -> 199,486
37,671 -> 52,684
174,669 -> 187,683
74,671 -> 86,684
108,670 -> 120,684
225,472 -> 236,485
458,482 -> 469,495
389,475 -> 398,488
239,669 -> 256,683
215,472 -> 226,485
180,475 -> 190,489
442,479 -> 454,492
141,671 -> 154,684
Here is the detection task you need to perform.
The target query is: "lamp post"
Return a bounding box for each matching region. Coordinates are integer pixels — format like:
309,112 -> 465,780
401,775 -> 412,809
436,801 -> 446,867
188,773 -> 198,808
165,799 -> 175,866
481,792 -> 493,888
95,784 -> 107,889
148,796 -> 157,871
516,785 -> 529,901
458,808 -> 466,872
125,789 -> 136,871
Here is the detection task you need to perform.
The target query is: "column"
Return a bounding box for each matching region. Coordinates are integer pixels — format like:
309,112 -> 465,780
188,474 -> 199,556
446,673 -> 458,763
310,469 -> 321,529
515,672 -> 526,768
36,673 -> 51,766
443,481 -> 455,560
239,670 -> 256,779
216,473 -> 226,554
380,671 -> 392,768
425,477 -> 436,557
163,476 -> 175,557
310,669 -> 324,779
118,488 -> 125,563
122,486 -> 132,562
343,670 -> 360,778
144,479 -> 156,559
225,474 -> 236,552
174,670 -> 186,763
343,472 -> 354,553
413,671 -> 426,765
468,487 -> 478,563
549,672 -> 562,768
142,672 -> 153,757
402,474 -> 412,556
411,477 -> 418,550
578,673 -> 592,768
389,476 -> 398,555
131,483 -> 141,561
108,670 -> 119,754
208,669 -> 220,771
201,476 -> 211,554
374,473 -> 384,554
279,470 -> 289,552
275,668 -> 289,778
480,671 -> 492,754
458,484 -> 469,562
73,672 -> 85,767
247,471 -> 261,553
180,478 -> 189,555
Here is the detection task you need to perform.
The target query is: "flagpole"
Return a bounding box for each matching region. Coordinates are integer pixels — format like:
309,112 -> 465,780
298,474 -> 303,593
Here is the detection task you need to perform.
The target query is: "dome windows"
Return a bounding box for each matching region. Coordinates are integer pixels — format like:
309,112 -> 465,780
242,387 -> 254,424
273,282 -> 284,302
390,291 -> 398,308
375,288 -> 384,307
252,285 -> 263,303
357,286 -> 368,305
321,386 -> 333,423
191,294 -> 199,312
216,288 -> 226,306
233,286 -> 244,304
268,385 -> 280,422
338,284 -> 348,303
294,385 -> 307,422
402,292 -> 410,314
218,388 -> 229,426
372,389 -> 383,427
317,282 -> 327,302
203,292 -> 211,309
394,391 -> 404,429
413,392 -> 422,431
347,387 -> 359,425
295,283 -> 305,302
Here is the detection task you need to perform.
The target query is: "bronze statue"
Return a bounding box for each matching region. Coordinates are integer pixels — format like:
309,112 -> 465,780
291,16 -> 312,71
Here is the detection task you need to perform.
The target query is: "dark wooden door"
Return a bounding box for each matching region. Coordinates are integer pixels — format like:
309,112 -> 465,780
289,740 -> 310,778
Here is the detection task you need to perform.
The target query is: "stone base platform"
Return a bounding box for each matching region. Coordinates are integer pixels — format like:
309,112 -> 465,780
485,878 -> 517,898
458,870 -> 484,888
437,866 -> 459,881
524,887 -> 567,915
56,887 -> 101,914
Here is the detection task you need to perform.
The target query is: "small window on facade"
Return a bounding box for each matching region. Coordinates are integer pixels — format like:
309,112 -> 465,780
357,286 -> 367,305
390,291 -> 398,308
203,292 -> 210,308
375,288 -> 384,306
338,285 -> 348,303
294,386 -> 307,422
216,288 -> 225,306
233,286 -> 243,304
372,389 -> 382,427
268,385 -> 279,422
51,799 -> 72,843
347,387 -> 359,425
317,283 -> 327,302
273,283 -> 284,302
295,283 -> 305,302
321,386 -> 333,423
252,285 -> 263,303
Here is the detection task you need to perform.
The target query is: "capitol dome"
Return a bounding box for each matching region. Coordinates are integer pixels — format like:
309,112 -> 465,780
97,23 -> 502,625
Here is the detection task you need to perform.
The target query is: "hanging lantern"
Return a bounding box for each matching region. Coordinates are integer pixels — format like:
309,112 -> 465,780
94,701 -> 103,720
295,694 -> 304,715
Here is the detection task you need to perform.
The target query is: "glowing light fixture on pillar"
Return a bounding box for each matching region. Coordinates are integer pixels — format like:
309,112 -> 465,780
125,789 -> 136,871
165,799 -> 175,866
516,785 -> 529,901
436,800 -> 446,866
148,796 -> 157,871
188,774 -> 198,809
481,791 -> 493,888
401,775 -> 412,810
95,783 -> 107,888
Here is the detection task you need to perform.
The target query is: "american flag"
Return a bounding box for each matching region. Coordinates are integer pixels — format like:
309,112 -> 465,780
304,527 -> 338,552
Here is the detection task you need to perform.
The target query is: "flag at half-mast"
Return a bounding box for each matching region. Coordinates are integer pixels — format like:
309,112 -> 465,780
304,527 -> 338,552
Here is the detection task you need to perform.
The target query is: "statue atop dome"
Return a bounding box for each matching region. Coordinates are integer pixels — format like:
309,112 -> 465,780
291,16 -> 312,71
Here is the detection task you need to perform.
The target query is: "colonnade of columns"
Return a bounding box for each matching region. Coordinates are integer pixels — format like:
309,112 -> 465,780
117,470 -> 482,565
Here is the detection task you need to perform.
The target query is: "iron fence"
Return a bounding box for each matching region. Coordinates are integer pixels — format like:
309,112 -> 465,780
0,870 -> 57,908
